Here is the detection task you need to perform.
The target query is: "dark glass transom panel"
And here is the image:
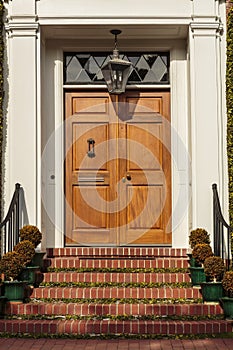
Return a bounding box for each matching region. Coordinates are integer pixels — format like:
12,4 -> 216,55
64,52 -> 170,85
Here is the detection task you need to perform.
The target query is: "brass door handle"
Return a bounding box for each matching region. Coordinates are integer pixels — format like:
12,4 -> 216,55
87,138 -> 95,158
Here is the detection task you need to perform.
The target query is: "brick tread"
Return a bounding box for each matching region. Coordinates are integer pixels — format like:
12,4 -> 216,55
46,248 -> 188,258
0,319 -> 231,335
44,258 -> 189,269
6,302 -> 223,317
31,287 -> 201,299
43,272 -> 191,283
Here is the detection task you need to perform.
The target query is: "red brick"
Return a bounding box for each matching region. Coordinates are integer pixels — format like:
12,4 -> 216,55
190,321 -> 199,334
116,321 -> 124,334
213,321 -> 220,333
176,322 -> 184,334
109,321 -> 117,334
101,320 -> 109,333
161,321 -> 168,334
27,323 -> 35,333
78,321 -> 86,334
183,322 -> 191,334
19,322 -> 27,333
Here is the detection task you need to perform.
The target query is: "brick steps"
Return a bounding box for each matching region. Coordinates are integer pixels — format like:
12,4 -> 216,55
5,302 -> 223,317
2,247 -> 232,338
0,319 -> 231,335
43,272 -> 191,283
44,258 -> 189,269
31,287 -> 201,299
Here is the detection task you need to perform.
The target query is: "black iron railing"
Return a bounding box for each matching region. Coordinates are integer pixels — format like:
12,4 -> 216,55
0,183 -> 21,256
212,183 -> 232,270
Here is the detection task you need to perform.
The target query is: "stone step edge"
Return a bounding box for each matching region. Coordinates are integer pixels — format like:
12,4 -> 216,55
5,302 -> 224,316
0,319 -> 231,335
46,248 -> 188,258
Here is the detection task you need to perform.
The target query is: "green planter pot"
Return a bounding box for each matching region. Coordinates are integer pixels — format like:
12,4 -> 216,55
18,266 -> 40,285
3,281 -> 26,302
29,252 -> 46,270
220,297 -> 233,319
189,266 -> 206,286
187,253 -> 201,267
200,282 -> 224,302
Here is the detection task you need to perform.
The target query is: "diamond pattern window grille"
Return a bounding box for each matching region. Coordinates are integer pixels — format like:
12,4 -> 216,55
64,52 -> 170,85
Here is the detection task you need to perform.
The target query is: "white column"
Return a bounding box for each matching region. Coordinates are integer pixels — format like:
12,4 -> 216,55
5,8 -> 39,226
189,19 -> 224,240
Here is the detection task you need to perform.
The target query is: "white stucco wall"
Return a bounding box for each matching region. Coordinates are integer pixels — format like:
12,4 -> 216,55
3,0 -> 228,249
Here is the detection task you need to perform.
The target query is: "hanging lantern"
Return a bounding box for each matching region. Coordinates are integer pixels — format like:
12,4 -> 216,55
101,29 -> 132,94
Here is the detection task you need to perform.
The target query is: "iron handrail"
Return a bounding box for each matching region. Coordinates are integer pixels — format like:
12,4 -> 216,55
212,183 -> 232,270
0,183 -> 21,256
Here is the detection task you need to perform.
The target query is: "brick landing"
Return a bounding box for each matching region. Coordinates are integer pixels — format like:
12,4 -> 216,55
0,337 -> 233,350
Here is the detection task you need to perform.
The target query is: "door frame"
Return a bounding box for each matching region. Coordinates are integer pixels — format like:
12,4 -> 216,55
41,45 -> 190,249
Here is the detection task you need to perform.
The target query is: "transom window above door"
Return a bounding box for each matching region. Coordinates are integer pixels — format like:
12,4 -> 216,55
64,52 -> 170,85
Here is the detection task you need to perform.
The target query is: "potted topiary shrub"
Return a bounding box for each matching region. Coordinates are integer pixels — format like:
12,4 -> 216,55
189,243 -> 213,286
19,225 -> 45,271
200,256 -> 225,302
192,243 -> 213,266
0,251 -> 26,302
19,225 -> 42,248
13,240 -> 39,285
220,271 -> 233,319
188,228 -> 210,267
13,240 -> 35,265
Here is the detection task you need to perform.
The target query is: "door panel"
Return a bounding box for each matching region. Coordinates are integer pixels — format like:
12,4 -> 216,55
65,91 -> 171,246
118,92 -> 171,245
65,92 -> 117,245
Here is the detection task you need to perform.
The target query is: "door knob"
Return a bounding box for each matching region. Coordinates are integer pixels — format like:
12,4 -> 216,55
126,174 -> 131,181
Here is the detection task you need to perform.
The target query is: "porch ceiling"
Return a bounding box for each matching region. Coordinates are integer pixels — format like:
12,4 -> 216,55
41,24 -> 188,40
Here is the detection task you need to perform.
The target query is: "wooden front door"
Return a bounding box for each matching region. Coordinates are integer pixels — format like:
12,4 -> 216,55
65,91 -> 171,246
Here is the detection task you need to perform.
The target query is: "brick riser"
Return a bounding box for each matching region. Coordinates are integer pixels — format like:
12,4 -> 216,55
0,319 -> 231,335
6,303 -> 224,317
44,258 -> 188,269
43,272 -> 191,283
46,248 -> 188,258
31,287 -> 200,299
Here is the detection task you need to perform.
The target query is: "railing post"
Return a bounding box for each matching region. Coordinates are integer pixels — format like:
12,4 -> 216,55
212,184 -> 219,256
212,183 -> 232,271
15,183 -> 20,246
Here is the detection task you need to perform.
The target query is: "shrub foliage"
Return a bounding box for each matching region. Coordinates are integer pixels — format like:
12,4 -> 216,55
0,251 -> 24,281
19,225 -> 42,248
222,270 -> 233,297
13,240 -> 35,266
189,228 -> 210,249
203,256 -> 225,282
192,243 -> 213,265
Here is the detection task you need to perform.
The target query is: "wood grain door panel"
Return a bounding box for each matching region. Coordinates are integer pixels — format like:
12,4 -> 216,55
65,91 -> 171,246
